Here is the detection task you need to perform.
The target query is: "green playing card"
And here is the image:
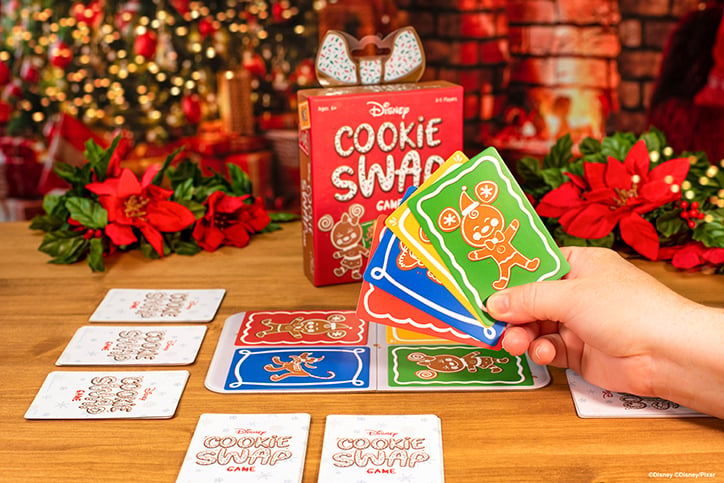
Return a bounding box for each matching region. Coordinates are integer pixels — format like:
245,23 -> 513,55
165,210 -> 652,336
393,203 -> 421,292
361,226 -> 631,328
387,346 -> 535,388
407,147 -> 569,326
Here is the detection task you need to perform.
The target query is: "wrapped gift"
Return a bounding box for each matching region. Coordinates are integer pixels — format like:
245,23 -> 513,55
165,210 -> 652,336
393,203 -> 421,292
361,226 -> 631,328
184,128 -> 266,157
122,141 -> 186,178
184,127 -> 274,207
39,114 -> 109,194
0,136 -> 43,199
297,80 -> 463,286
0,100 -> 10,126
0,197 -> 44,221
265,128 -> 301,212
227,150 -> 273,203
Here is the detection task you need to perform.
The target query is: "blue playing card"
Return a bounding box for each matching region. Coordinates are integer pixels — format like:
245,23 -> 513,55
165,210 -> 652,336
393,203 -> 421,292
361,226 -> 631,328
223,347 -> 370,391
363,212 -> 505,348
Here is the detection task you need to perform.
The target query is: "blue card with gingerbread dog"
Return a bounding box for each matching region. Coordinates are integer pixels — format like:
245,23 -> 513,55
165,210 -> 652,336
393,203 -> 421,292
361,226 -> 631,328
205,310 -> 375,393
408,147 -> 569,326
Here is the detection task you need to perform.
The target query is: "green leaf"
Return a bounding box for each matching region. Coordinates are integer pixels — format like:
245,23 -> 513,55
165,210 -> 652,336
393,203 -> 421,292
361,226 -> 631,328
540,168 -> 567,190
167,159 -> 203,189
261,222 -> 282,233
639,127 -> 667,157
173,178 -> 196,201
565,158 -> 585,177
85,136 -> 120,183
152,146 -> 185,186
139,237 -> 165,259
195,184 -> 226,201
516,156 -> 543,187
39,231 -> 89,264
65,197 -> 108,229
175,199 -> 206,219
87,237 -> 106,272
29,214 -> 63,232
555,227 -> 615,248
693,208 -> 724,248
542,134 -> 573,169
227,163 -> 253,196
270,211 -> 300,223
173,240 -> 202,256
656,210 -> 687,238
53,161 -> 88,186
601,132 -> 636,161
578,137 -> 601,157
42,193 -> 63,215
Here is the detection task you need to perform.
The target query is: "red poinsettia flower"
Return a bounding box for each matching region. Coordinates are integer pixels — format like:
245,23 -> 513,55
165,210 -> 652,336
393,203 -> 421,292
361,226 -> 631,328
536,140 -> 690,260
192,191 -> 270,251
86,166 -> 196,256
658,241 -> 724,270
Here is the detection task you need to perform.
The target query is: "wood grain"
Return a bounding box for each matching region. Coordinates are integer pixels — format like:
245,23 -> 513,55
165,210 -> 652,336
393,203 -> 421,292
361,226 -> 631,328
1,221 -> 722,482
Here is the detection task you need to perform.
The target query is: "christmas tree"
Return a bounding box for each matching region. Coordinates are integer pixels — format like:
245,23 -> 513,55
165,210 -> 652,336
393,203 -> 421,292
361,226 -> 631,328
0,0 -> 318,144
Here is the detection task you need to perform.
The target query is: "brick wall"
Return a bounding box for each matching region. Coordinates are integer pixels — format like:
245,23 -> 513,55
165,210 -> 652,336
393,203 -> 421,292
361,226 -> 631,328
396,0 -> 704,153
396,0 -> 510,149
613,0 -> 700,133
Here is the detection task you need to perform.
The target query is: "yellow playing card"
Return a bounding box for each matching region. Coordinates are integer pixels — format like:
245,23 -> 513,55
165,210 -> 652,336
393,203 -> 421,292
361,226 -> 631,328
385,151 -> 491,327
384,326 -> 457,345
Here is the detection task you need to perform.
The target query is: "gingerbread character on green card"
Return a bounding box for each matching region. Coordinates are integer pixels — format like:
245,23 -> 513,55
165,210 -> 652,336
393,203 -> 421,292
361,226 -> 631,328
407,147 -> 570,326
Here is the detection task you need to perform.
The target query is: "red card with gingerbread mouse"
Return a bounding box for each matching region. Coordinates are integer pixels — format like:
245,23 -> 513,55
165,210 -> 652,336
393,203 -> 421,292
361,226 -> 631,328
407,147 -> 570,326
233,310 -> 368,346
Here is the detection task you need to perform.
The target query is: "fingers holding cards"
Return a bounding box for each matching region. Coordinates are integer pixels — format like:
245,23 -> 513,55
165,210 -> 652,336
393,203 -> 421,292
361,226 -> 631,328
361,147 -> 569,348
407,147 -> 569,325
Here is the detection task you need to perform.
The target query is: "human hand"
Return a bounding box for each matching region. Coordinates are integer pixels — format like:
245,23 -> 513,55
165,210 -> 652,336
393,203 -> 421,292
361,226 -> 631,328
485,246 -> 703,398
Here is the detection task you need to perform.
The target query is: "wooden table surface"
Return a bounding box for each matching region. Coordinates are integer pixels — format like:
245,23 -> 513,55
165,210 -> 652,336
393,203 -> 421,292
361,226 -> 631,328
2,220 -> 723,482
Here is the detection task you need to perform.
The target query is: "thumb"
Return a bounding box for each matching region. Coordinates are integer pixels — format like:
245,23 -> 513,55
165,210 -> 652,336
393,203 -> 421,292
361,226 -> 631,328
486,279 -> 576,325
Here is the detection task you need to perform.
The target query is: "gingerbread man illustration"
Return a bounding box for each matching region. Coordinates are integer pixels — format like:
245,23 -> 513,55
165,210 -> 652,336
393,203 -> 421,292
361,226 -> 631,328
263,352 -> 336,381
396,238 -> 442,285
256,313 -> 352,339
407,351 -> 510,380
437,180 -> 540,290
318,204 -> 369,280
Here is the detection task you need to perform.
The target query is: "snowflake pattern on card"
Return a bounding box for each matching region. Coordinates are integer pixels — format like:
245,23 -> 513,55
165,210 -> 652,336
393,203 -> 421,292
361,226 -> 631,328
318,414 -> 444,483
177,413 -> 311,483
566,370 -> 705,418
25,371 -> 189,419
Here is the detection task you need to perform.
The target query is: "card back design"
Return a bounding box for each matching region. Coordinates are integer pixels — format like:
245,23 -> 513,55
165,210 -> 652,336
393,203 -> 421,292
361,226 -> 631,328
566,370 -> 705,418
25,370 -> 189,419
56,326 -> 207,366
176,413 -> 311,483
318,414 -> 444,483
90,289 -> 226,322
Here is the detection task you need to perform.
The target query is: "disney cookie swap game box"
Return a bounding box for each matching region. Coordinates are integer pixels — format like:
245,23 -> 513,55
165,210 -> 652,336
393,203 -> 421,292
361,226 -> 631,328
297,81 -> 463,286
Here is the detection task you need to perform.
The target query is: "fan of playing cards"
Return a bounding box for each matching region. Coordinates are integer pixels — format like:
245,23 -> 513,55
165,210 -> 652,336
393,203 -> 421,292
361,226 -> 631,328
356,147 -> 571,350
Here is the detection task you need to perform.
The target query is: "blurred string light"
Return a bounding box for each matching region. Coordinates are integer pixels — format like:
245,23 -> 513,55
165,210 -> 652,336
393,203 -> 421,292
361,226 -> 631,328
0,0 -> 318,143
